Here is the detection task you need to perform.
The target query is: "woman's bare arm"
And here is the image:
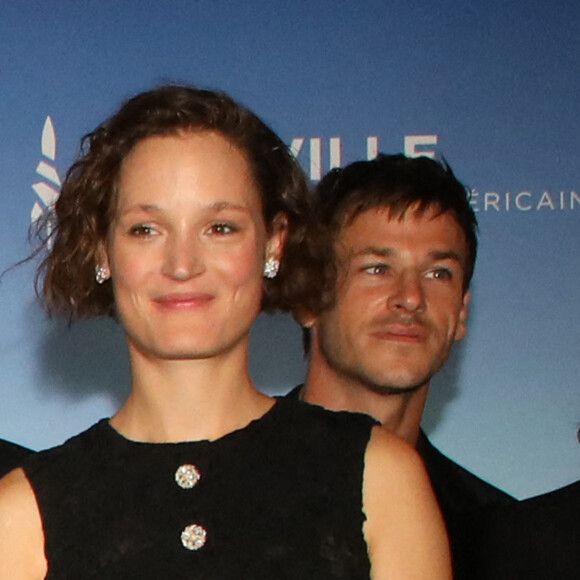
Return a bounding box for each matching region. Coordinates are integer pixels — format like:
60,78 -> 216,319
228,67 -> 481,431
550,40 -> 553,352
0,468 -> 46,579
363,426 -> 451,580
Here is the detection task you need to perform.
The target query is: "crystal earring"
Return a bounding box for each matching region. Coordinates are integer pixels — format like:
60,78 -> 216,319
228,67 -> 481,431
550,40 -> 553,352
263,258 -> 279,279
95,265 -> 109,285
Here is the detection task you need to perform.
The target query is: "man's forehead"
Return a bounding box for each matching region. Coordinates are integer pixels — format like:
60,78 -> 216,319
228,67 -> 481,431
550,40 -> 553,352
342,203 -> 449,229
336,205 -> 468,256
340,201 -> 446,226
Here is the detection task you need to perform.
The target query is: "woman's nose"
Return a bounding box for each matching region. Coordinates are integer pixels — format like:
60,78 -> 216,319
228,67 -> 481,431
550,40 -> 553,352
161,234 -> 205,281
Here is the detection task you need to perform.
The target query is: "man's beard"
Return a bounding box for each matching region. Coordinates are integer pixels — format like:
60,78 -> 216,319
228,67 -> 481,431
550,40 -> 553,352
318,335 -> 435,397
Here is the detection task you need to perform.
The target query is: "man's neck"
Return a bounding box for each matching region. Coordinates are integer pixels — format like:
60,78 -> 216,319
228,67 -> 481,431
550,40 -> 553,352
301,370 -> 429,447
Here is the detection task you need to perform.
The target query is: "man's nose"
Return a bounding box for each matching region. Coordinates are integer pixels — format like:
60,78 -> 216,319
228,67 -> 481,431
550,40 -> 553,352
387,271 -> 426,313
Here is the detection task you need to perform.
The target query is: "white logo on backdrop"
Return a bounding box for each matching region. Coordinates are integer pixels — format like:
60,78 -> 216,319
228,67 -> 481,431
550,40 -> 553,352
31,117 -> 60,240
291,135 -> 437,181
31,119 -> 577,215
292,134 -> 579,212
469,189 -> 580,212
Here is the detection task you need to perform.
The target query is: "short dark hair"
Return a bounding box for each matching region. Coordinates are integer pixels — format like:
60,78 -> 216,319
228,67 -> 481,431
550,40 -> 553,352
300,153 -> 478,352
318,153 -> 477,290
36,84 -> 318,318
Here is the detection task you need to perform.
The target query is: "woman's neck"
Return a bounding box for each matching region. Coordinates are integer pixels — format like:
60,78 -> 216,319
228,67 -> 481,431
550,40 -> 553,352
111,346 -> 272,443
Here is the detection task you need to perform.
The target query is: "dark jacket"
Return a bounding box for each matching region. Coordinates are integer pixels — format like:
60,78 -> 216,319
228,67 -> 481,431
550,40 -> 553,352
475,479 -> 580,579
417,431 -> 515,578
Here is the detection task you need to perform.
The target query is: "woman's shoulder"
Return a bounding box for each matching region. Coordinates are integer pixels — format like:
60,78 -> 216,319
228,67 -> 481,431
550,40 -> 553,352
23,420 -> 111,497
0,438 -> 32,480
272,396 -> 376,453
362,427 -> 452,579
0,466 -> 36,508
0,421 -> 108,510
0,468 -> 46,578
365,425 -> 426,478
277,395 -> 378,432
260,397 -> 378,486
27,420 -> 109,462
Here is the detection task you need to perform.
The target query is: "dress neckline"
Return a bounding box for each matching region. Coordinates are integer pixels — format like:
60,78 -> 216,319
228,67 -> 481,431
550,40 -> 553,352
98,396 -> 284,448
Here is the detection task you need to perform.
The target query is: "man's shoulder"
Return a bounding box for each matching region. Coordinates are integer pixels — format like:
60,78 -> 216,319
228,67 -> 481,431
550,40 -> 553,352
476,480 -> 580,579
524,478 -> 580,509
417,431 -> 515,510
0,439 -> 33,478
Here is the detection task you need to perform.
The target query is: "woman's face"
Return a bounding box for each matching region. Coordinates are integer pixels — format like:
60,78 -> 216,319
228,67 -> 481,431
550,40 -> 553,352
103,131 -> 285,363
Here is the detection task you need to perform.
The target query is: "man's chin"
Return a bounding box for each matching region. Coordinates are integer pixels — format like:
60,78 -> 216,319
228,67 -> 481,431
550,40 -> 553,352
361,377 -> 428,397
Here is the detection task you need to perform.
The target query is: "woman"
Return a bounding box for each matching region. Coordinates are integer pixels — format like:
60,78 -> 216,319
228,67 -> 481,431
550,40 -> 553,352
0,85 -> 450,579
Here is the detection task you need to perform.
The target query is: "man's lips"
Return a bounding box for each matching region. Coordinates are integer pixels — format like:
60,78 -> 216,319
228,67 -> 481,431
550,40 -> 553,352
153,292 -> 215,310
369,323 -> 425,343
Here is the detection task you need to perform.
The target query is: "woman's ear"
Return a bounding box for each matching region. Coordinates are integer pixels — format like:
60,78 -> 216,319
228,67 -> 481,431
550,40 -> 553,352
95,242 -> 111,283
266,212 -> 289,263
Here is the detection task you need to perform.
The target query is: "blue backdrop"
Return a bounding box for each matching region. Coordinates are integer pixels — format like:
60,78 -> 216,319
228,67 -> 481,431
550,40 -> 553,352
1,0 -> 579,499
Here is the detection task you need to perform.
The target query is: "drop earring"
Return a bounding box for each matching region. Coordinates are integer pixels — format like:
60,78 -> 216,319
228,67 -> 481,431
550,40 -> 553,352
263,258 -> 279,279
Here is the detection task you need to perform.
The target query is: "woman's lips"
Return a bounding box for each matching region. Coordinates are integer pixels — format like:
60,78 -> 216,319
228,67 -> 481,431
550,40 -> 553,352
153,292 -> 215,310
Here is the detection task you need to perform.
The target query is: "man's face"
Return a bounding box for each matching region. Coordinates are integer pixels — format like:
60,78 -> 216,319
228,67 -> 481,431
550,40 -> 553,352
311,205 -> 470,395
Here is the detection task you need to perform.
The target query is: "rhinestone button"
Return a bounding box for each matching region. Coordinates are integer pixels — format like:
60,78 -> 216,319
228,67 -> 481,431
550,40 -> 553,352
175,464 -> 201,489
181,523 -> 207,550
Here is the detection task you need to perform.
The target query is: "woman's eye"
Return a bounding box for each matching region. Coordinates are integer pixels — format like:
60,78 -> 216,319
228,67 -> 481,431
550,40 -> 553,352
129,224 -> 156,237
210,222 -> 237,235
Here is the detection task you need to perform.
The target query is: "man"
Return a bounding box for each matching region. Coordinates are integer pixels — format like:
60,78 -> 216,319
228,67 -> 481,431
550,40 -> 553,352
292,154 -> 515,578
0,438 -> 31,478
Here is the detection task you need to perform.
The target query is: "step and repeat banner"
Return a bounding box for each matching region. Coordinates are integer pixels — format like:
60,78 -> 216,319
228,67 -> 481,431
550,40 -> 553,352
1,1 -> 579,499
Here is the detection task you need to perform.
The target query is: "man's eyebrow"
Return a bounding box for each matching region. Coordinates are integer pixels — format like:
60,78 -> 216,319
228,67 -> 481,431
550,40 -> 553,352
350,246 -> 394,258
347,247 -> 464,264
346,246 -> 464,262
429,250 -> 463,262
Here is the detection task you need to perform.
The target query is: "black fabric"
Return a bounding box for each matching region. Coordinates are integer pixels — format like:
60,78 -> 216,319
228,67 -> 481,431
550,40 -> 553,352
475,479 -> 580,579
0,438 -> 32,477
23,397 -> 375,580
285,385 -> 516,579
417,431 -> 516,579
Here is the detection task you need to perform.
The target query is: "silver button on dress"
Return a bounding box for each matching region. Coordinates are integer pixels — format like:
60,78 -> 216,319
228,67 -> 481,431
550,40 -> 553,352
175,464 -> 201,489
181,523 -> 207,550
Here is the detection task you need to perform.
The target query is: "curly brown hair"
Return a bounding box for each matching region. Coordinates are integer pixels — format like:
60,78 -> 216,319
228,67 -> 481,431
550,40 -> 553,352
36,84 -> 323,319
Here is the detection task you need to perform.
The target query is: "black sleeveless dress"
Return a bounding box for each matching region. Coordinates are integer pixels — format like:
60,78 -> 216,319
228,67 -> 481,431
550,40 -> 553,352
24,398 -> 375,579
0,438 -> 32,477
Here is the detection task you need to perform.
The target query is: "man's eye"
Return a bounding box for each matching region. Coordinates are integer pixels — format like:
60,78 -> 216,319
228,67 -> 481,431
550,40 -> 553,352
426,268 -> 452,280
363,264 -> 390,275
